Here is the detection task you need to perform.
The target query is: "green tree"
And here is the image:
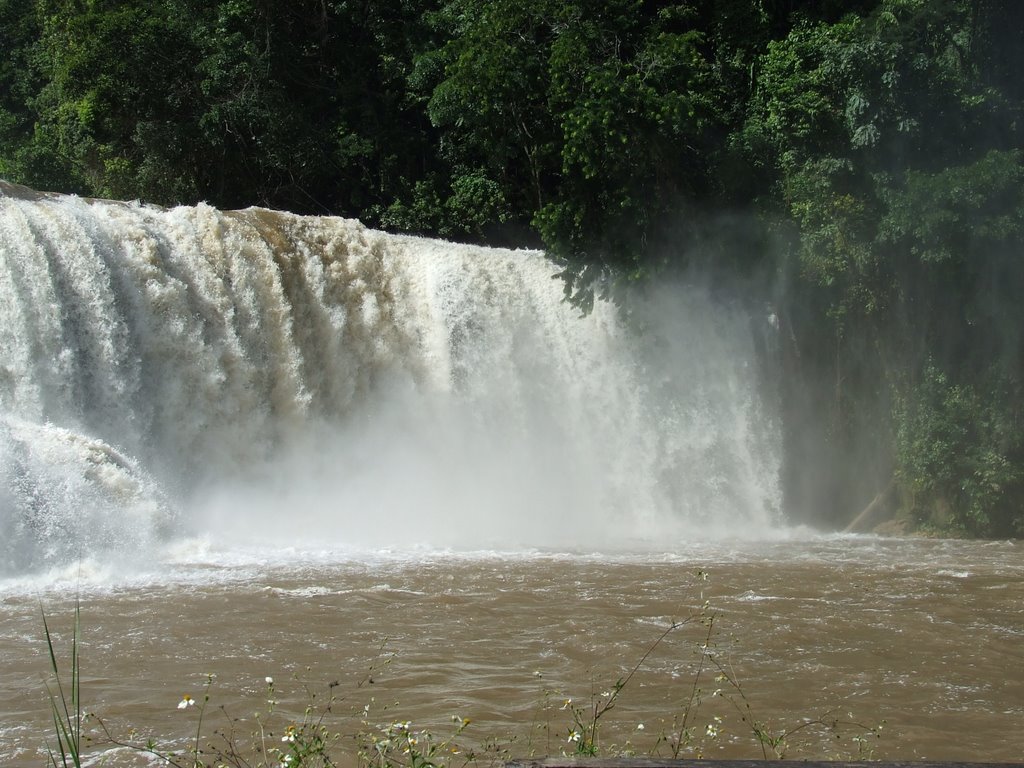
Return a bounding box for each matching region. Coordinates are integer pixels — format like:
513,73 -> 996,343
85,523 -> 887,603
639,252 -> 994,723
742,0 -> 1024,531
412,0 -> 560,241
425,1 -> 740,305
192,0 -> 440,215
30,0 -> 207,202
536,1 -> 718,306
0,0 -> 63,189
7,0 -> 442,214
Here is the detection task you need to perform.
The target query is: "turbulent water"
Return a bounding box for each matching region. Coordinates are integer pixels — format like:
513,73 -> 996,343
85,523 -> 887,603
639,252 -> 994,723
4,538 -> 1024,766
3,185 -> 1022,766
0,182 -> 780,578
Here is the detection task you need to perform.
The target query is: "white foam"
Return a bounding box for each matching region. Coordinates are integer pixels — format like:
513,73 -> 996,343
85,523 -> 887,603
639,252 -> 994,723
1,190 -> 784,584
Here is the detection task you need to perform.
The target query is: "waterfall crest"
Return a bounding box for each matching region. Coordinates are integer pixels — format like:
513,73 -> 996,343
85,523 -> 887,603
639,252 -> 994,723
0,185 -> 782,571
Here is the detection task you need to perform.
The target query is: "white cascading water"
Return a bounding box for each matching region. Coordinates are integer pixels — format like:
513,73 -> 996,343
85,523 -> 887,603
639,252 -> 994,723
0,182 -> 782,577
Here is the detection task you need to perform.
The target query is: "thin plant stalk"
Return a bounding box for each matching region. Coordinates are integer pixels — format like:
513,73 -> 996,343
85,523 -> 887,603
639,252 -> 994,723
670,613 -> 716,758
42,602 -> 83,768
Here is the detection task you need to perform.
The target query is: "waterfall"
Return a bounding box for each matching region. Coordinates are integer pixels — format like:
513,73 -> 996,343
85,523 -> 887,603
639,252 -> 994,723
0,183 -> 782,573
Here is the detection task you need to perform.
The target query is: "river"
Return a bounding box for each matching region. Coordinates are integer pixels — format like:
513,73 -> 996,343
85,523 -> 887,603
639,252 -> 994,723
3,536 -> 1023,765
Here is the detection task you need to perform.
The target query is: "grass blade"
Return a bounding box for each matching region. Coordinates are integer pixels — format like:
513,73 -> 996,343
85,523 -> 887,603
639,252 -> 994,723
42,603 -> 83,768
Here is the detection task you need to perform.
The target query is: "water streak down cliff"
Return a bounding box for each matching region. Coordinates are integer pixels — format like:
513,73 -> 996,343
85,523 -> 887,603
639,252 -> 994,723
0,183 -> 782,574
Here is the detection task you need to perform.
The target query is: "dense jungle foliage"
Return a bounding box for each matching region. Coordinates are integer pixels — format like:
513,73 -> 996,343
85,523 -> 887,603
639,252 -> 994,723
2,0 -> 1023,536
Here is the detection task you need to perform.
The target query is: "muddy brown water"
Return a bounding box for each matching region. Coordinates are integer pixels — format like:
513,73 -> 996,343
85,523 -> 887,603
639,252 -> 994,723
2,536 -> 1023,766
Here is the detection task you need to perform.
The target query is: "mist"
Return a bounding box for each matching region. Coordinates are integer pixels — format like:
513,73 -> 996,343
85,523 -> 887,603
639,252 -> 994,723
0,190 -> 784,574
